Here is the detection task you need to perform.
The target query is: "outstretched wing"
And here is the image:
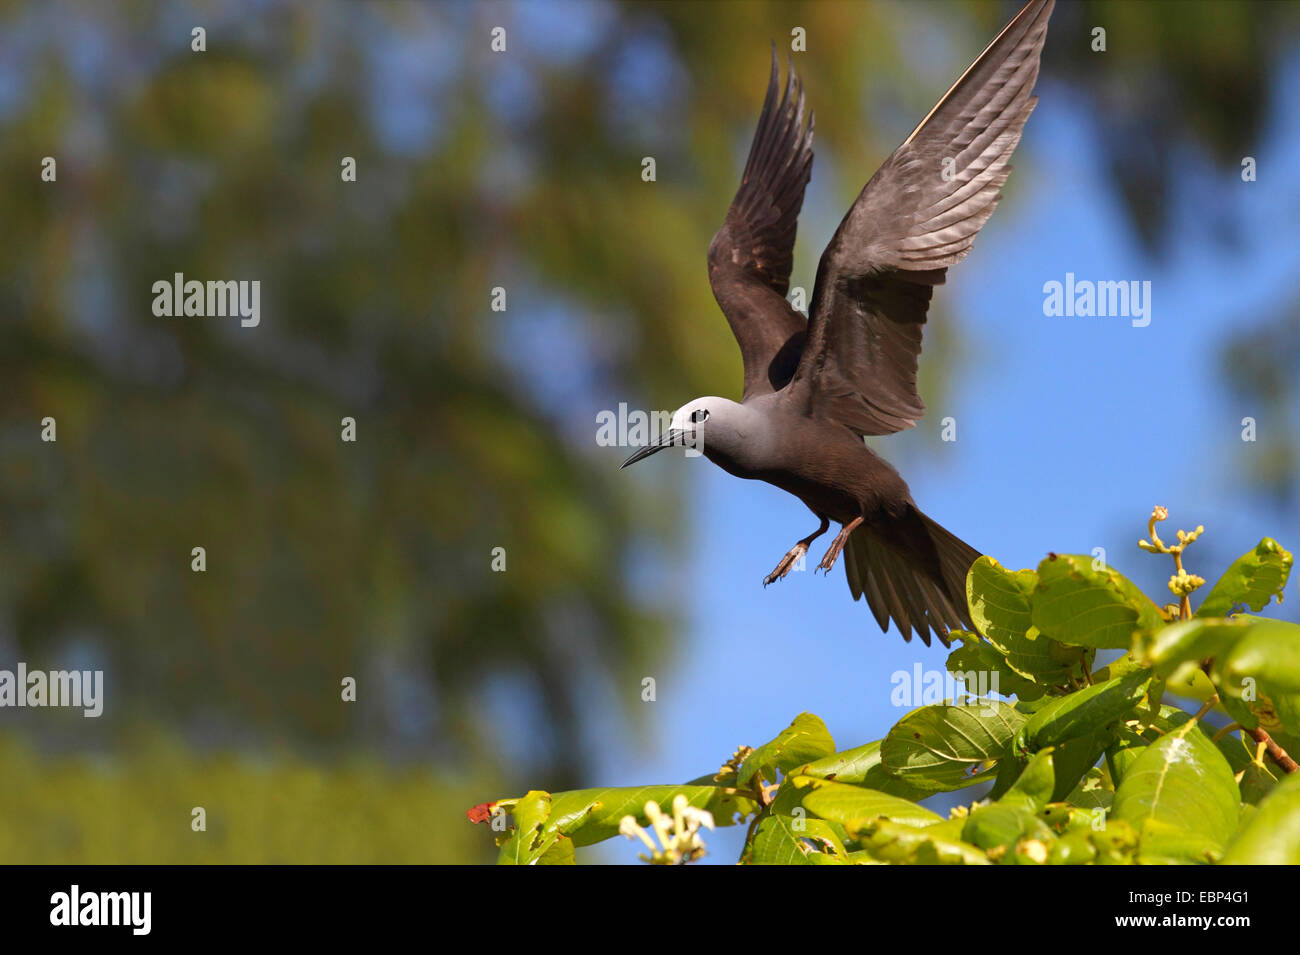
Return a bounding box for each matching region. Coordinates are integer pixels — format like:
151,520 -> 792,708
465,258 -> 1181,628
708,47 -> 816,401
783,0 -> 1053,434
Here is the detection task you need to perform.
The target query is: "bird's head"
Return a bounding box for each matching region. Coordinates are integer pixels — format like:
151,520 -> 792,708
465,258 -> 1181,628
619,396 -> 743,468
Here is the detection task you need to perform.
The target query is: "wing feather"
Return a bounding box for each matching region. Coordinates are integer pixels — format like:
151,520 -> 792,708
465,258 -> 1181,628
707,48 -> 816,400
782,0 -> 1053,435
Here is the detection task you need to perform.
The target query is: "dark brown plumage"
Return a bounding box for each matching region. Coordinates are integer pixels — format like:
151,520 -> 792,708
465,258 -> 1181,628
623,0 -> 1054,647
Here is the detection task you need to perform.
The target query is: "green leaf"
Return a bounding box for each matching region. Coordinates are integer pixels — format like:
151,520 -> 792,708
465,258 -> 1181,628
1223,770 -> 1300,864
1220,687 -> 1300,738
1106,728 -> 1148,787
1219,618 -> 1300,694
1001,748 -> 1057,810
1145,704 -> 1219,739
1065,767 -> 1114,812
962,750 -> 1055,853
967,557 -> 1034,648
1021,669 -> 1151,749
799,740 -> 932,800
1135,618 -> 1249,679
961,803 -> 1036,853
537,837 -> 575,865
881,701 -> 1026,792
1196,537 -> 1293,618
748,812 -> 819,865
1089,651 -> 1147,683
791,775 -> 943,829
496,790 -> 554,865
1213,619 -> 1300,736
1049,728 -> 1114,802
748,781 -> 845,865
986,747 -> 1028,800
1269,691 -> 1300,738
946,632 -> 1043,701
1113,718 -> 1240,859
1215,731 -> 1282,805
1031,554 -> 1165,649
967,558 -> 1091,686
737,712 -> 836,786
1136,819 -> 1224,865
854,818 -> 991,865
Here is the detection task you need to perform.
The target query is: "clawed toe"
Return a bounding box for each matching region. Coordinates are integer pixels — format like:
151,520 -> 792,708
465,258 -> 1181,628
816,546 -> 843,574
763,544 -> 808,587
816,516 -> 864,575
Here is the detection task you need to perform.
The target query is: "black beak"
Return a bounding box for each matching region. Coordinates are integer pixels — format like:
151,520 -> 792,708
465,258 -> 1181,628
620,428 -> 689,469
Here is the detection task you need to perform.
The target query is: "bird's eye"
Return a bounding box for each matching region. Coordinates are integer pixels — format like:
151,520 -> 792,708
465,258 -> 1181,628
690,409 -> 709,424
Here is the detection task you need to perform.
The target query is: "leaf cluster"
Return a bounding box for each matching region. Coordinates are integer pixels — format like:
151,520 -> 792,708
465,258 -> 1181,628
472,539 -> 1300,864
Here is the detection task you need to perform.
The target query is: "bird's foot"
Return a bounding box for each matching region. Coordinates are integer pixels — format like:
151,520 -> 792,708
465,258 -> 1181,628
816,543 -> 845,574
816,516 -> 864,574
763,542 -> 809,587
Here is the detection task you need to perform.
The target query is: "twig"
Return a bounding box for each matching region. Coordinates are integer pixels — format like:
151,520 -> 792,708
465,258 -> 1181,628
1212,722 -> 1242,743
1246,726 -> 1299,774
1191,695 -> 1219,721
1199,661 -> 1297,774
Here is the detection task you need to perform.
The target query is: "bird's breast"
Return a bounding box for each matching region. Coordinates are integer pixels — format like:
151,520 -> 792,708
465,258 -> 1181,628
713,416 -> 910,523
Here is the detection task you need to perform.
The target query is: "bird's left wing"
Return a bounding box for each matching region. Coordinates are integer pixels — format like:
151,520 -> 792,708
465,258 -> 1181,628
707,48 -> 816,401
783,0 -> 1053,435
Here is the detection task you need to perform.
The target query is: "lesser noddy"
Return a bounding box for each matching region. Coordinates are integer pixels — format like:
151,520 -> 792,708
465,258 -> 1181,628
623,0 -> 1054,646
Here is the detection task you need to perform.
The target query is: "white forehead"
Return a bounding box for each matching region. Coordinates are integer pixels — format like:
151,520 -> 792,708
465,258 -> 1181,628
669,396 -> 731,429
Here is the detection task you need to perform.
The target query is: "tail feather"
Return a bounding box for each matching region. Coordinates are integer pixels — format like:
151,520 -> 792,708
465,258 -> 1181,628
923,512 -> 982,617
843,507 -> 980,647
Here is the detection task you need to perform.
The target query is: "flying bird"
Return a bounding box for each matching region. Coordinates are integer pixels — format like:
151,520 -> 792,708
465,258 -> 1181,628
622,0 -> 1054,646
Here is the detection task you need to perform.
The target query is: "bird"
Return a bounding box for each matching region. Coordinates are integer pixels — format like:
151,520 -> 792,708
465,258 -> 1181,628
621,0 -> 1054,647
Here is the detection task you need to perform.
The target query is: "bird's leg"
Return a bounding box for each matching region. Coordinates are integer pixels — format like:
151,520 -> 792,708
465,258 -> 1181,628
763,515 -> 830,587
817,516 -> 864,574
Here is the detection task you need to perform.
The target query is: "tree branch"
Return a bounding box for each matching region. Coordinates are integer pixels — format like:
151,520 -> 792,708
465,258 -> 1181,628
1245,725 -> 1299,774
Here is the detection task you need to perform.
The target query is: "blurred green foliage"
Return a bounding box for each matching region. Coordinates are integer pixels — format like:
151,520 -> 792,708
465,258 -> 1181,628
0,735 -> 491,863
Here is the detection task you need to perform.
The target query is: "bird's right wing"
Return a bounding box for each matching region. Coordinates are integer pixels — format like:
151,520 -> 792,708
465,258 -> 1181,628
783,0 -> 1053,435
707,48 -> 816,401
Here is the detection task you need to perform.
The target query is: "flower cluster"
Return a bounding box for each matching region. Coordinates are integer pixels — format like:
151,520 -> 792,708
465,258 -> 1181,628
1138,505 -> 1207,609
618,795 -> 715,865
